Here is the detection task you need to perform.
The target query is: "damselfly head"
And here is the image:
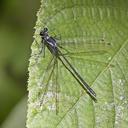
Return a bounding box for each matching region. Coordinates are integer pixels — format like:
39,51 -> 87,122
40,27 -> 48,37
43,27 -> 48,32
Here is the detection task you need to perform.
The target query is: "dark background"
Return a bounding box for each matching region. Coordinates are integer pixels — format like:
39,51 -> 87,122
0,0 -> 40,127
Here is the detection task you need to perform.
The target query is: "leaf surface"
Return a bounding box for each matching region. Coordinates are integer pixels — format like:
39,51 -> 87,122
27,0 -> 128,128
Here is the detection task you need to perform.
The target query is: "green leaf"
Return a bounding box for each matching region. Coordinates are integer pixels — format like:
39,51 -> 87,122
1,97 -> 27,128
27,0 -> 128,128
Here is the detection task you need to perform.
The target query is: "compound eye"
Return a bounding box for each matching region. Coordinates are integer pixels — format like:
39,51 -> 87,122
44,27 -> 48,32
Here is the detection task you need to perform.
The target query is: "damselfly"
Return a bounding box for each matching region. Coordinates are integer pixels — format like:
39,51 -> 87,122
34,27 -> 110,113
39,27 -> 96,99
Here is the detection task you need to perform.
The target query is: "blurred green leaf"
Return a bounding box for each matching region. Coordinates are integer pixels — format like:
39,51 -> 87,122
1,97 -> 27,128
27,0 -> 128,128
0,0 -> 40,124
0,26 -> 27,124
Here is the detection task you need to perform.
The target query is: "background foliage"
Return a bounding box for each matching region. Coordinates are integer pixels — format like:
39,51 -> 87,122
0,0 -> 40,128
27,0 -> 128,128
